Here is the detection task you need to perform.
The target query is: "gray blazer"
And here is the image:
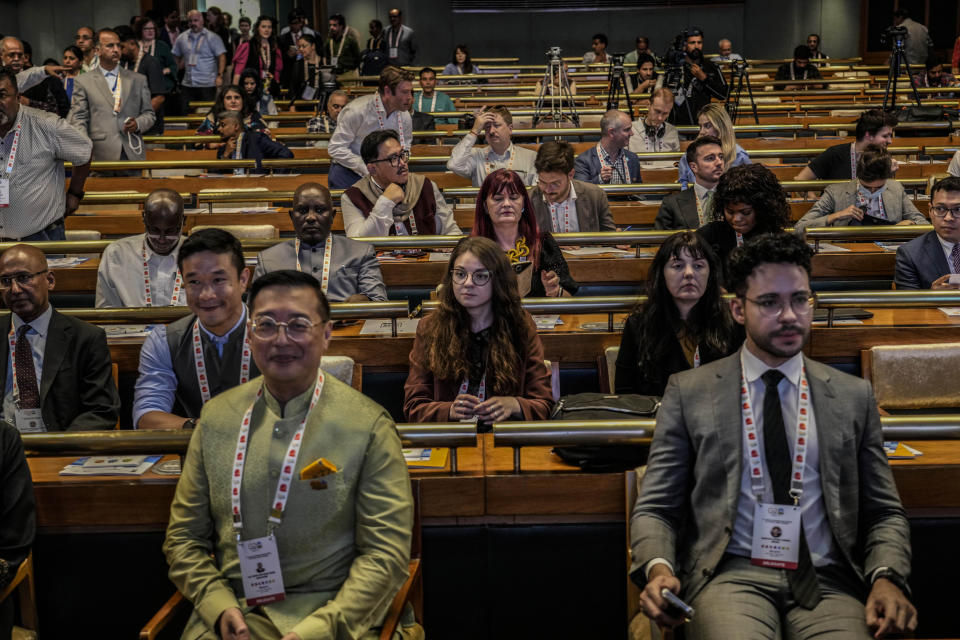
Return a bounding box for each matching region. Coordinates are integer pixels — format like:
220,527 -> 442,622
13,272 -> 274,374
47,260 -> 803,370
895,230 -> 952,289
68,67 -> 155,161
795,179 -> 926,234
655,189 -> 701,230
630,352 -> 911,602
530,179 -> 616,233
253,236 -> 388,301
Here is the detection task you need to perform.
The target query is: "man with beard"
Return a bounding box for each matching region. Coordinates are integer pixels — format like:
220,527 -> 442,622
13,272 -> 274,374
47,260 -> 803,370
343,129 -> 459,237
669,27 -> 726,126
655,136 -> 723,229
775,46 -> 824,91
0,66 -> 91,241
254,182 -> 388,302
631,232 -> 916,640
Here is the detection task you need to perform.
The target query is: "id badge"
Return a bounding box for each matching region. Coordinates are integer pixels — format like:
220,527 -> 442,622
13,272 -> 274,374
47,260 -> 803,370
187,53 -> 198,67
750,501 -> 801,570
389,47 -> 398,59
15,408 -> 45,433
237,534 -> 286,606
330,56 -> 339,67
233,168 -> 245,176
301,86 -> 316,100
0,179 -> 9,207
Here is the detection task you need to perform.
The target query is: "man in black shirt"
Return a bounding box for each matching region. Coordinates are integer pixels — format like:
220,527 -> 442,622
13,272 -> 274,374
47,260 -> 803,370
775,46 -> 824,91
669,27 -> 727,126
794,109 -> 898,181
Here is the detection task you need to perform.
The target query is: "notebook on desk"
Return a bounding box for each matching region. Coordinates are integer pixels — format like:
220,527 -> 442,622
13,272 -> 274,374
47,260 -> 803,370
812,308 -> 873,322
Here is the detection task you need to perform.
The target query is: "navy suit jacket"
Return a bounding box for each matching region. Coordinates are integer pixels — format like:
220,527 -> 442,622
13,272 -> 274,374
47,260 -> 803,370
217,130 -> 294,171
574,146 -> 642,184
894,230 -> 951,289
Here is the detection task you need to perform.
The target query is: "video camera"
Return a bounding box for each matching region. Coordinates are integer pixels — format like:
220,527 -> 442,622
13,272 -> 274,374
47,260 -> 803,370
609,52 -> 626,72
880,25 -> 908,48
662,30 -> 690,93
546,46 -> 562,62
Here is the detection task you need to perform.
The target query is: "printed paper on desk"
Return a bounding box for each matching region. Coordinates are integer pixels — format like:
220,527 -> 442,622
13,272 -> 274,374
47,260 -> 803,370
938,307 -> 960,316
563,247 -> 633,256
358,318 -> 420,335
46,257 -> 90,268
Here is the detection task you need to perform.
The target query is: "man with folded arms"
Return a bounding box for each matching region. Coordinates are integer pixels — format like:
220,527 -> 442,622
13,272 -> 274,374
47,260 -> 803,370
447,104 -> 537,186
134,229 -> 258,430
96,188 -> 187,308
574,109 -> 642,185
795,145 -> 926,234
164,268 -> 416,640
632,233 -> 916,640
0,245 -> 119,431
530,140 -> 615,233
254,182 -> 388,302
895,176 -> 960,289
343,130 -> 460,237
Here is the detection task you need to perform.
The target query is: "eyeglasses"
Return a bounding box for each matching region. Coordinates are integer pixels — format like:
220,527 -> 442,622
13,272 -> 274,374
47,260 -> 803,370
144,222 -> 184,240
930,204 -> 960,219
451,268 -> 491,286
743,293 -> 814,318
251,317 -> 320,340
370,149 -> 409,167
0,269 -> 48,289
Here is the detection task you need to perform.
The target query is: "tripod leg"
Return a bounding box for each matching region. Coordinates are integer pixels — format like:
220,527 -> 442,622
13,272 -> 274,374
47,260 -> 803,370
900,53 -> 924,106
744,74 -> 759,124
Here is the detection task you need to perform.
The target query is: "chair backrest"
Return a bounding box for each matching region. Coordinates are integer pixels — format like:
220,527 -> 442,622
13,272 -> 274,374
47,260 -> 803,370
544,359 -> 561,402
320,355 -> 359,390
190,224 -> 279,239
863,343 -> 960,410
65,229 -> 102,241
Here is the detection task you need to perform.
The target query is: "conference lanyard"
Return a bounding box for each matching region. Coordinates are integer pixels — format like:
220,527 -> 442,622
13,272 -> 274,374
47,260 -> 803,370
850,145 -> 857,179
329,34 -> 347,62
7,325 -> 34,409
141,241 -> 182,306
389,27 -> 402,51
483,144 -> 515,178
458,375 -> 486,402
694,190 -> 709,226
549,199 -> 574,233
596,143 -> 626,183
192,316 -> 252,405
374,94 -> 405,150
740,363 -> 811,504
416,93 -> 437,114
259,44 -> 272,80
856,189 -> 886,220
2,118 -> 22,180
143,41 -> 155,57
304,58 -> 320,90
693,346 -> 701,368
134,48 -> 145,74
231,369 -> 325,534
295,235 -> 333,295
110,74 -> 122,114
736,232 -> 744,247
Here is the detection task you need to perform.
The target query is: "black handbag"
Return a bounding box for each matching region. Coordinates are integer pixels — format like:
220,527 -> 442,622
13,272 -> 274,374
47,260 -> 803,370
550,393 -> 660,472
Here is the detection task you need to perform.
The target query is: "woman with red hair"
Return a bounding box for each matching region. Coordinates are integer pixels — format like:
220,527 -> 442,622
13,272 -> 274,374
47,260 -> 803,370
471,169 -> 578,297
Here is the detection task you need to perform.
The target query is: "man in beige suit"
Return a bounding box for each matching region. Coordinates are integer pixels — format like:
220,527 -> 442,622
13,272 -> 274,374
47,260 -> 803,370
163,269 -> 416,640
68,29 -> 155,161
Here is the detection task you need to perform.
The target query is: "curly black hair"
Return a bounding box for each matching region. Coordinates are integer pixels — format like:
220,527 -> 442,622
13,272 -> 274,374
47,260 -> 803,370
711,163 -> 790,234
726,232 -> 813,297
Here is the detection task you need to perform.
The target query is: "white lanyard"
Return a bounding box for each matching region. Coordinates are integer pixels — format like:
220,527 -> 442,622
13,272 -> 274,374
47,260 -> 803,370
234,132 -> 244,159
788,64 -> 808,82
693,345 -> 701,368
295,235 -> 333,295
849,145 -> 857,179
484,144 -> 515,178
3,119 -> 22,179
741,364 -> 810,504
143,41 -> 155,56
549,199 -> 573,233
596,143 -> 626,183
7,325 -> 32,408
458,375 -> 486,402
141,241 -> 182,306
416,93 -> 437,113
856,189 -> 886,219
192,317 -> 252,405
191,32 -> 206,57
329,34 -> 347,59
231,369 -> 325,534
397,211 -> 418,236
374,94 -> 405,150
259,44 -> 272,78
389,27 -> 402,50
736,232 -> 744,247
109,73 -> 122,114
134,48 -> 145,74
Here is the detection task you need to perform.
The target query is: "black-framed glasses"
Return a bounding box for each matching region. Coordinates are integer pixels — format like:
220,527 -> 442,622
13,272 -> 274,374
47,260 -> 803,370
743,293 -> 814,318
451,268 -> 491,286
930,204 -> 960,219
0,269 -> 48,289
251,317 -> 320,340
370,149 -> 410,167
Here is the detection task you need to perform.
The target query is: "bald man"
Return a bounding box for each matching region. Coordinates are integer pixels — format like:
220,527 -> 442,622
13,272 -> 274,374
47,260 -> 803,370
254,182 -> 388,301
574,109 -> 643,184
1,37 -> 69,116
0,245 -> 119,432
96,189 -> 187,308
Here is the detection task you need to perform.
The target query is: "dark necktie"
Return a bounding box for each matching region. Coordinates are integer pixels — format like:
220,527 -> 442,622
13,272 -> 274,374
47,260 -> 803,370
761,369 -> 821,609
951,244 -> 960,274
15,325 -> 40,409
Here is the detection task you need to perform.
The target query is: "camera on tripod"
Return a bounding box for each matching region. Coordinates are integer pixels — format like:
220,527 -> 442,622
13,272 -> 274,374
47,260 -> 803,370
662,31 -> 689,93
609,52 -> 626,72
880,25 -> 908,47
546,47 -> 562,61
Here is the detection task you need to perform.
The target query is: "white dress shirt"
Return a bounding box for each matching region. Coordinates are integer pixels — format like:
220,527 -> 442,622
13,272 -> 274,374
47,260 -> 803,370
3,305 -> 53,428
95,234 -> 186,308
446,133 -> 538,186
543,181 -> 579,233
340,178 -> 461,237
328,93 -> 413,177
936,234 -> 959,274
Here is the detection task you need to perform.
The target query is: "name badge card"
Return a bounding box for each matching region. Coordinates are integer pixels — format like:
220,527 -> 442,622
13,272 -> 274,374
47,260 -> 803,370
237,534 -> 286,606
389,47 -> 398,59
750,502 -> 801,569
15,408 -> 45,433
330,56 -> 339,67
0,180 -> 8,207
301,86 -> 316,100
187,53 -> 198,67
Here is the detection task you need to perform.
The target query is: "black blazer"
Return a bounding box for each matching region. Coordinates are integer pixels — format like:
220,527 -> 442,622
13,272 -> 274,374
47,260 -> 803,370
0,310 -> 119,431
217,130 -> 294,170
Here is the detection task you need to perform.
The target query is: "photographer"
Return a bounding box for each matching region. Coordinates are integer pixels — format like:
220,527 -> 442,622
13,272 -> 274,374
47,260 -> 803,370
665,27 -> 727,126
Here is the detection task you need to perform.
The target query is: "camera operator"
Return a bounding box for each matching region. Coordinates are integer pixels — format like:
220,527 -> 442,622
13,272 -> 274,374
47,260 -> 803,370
892,9 -> 933,66
667,27 -> 727,126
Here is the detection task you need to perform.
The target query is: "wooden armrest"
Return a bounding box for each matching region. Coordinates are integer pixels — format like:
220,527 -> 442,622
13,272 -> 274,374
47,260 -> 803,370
0,556 -> 31,603
379,558 -> 423,640
139,591 -> 186,640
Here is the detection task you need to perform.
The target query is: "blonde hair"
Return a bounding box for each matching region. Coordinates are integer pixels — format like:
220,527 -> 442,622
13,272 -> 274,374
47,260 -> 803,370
697,103 -> 737,170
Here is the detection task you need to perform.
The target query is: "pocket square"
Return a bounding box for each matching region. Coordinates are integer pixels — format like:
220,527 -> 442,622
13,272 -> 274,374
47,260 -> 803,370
300,457 -> 338,480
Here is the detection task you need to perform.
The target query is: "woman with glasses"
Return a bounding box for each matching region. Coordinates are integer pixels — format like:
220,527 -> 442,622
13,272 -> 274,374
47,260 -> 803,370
134,17 -> 177,95
195,84 -> 266,135
470,169 -> 578,297
697,163 -> 789,287
615,232 -> 740,396
677,103 -> 751,189
404,236 -> 553,430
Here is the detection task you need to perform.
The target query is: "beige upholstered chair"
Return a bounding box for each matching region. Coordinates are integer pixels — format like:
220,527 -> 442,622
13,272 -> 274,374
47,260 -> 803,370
320,355 -> 360,390
862,343 -> 960,412
190,224 -> 278,239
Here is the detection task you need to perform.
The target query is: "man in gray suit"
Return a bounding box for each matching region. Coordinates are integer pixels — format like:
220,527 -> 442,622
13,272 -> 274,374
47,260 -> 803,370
530,140 -> 615,233
795,145 -> 926,234
68,29 -> 155,161
895,176 -> 960,289
254,183 -> 387,302
632,233 -> 916,639
654,136 -> 724,229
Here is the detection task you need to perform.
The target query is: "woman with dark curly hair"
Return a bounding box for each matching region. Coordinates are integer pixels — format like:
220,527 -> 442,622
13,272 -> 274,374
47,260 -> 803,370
403,236 -> 553,431
615,232 -> 741,396
697,163 -> 790,285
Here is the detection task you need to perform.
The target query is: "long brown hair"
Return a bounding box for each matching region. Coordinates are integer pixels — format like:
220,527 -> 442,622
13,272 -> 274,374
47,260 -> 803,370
420,236 -> 529,395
